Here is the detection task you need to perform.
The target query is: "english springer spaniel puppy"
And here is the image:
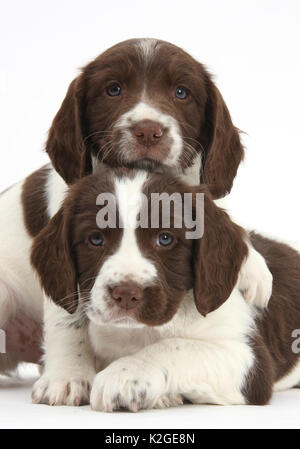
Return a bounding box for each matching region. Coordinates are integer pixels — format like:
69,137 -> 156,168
46,38 -> 243,198
0,38 -> 271,374
30,168 -> 300,410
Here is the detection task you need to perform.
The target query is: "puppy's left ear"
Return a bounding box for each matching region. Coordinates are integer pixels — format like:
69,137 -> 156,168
193,190 -> 248,316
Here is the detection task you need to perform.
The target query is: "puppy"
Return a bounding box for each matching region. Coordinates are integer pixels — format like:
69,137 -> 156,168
46,38 -> 243,198
0,38 -> 272,373
30,168 -> 300,409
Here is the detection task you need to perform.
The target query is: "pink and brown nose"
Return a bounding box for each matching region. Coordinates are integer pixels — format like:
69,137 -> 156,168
132,120 -> 163,147
111,283 -> 143,310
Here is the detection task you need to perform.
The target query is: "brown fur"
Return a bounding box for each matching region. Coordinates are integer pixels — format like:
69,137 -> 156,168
242,333 -> 275,405
22,165 -> 51,237
46,39 -> 244,198
240,232 -> 300,404
31,207 -> 78,313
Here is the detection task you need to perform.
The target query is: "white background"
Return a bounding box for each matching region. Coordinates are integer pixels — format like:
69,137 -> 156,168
0,0 -> 300,429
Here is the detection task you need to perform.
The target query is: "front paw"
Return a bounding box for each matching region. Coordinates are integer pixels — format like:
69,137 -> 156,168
239,245 -> 273,308
90,358 -> 166,412
32,374 -> 93,406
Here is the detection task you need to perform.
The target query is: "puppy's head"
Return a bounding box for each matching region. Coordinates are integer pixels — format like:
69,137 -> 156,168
46,38 -> 243,199
31,169 -> 248,325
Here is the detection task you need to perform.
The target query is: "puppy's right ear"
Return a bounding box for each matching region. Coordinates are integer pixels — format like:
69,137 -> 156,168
31,208 -> 78,314
46,76 -> 91,185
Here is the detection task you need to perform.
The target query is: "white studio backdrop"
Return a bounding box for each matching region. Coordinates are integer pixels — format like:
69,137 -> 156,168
0,0 -> 300,241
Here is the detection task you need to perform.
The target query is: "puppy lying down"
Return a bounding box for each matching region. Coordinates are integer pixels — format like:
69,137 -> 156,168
30,167 -> 300,411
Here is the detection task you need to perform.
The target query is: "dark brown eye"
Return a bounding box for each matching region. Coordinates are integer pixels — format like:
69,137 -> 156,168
157,233 -> 174,247
106,83 -> 121,96
88,232 -> 104,247
175,86 -> 188,100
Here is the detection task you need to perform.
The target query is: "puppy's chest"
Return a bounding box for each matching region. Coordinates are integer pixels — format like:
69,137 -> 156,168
88,293 -> 198,367
89,324 -> 165,369
88,290 -> 255,372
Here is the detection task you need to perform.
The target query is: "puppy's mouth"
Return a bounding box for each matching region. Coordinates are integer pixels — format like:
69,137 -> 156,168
86,304 -> 143,328
97,132 -> 178,169
122,158 -> 166,173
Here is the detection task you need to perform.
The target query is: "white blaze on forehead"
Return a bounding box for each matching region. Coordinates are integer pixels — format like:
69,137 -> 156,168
115,171 -> 147,229
90,171 -> 157,312
136,38 -> 158,63
115,101 -> 183,166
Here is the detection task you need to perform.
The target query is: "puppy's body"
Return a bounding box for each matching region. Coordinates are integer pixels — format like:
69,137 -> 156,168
0,167 -> 63,371
30,169 -> 300,410
0,163 -> 270,373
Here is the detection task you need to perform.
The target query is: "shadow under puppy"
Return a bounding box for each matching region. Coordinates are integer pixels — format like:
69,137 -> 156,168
31,167 -> 300,410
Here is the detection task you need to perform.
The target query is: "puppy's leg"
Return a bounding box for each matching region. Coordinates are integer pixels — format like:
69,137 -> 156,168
90,337 -> 272,412
0,279 -> 19,373
32,298 -> 96,406
238,241 -> 273,308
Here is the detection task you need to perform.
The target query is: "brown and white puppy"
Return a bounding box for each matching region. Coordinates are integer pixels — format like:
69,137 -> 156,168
0,38 -> 271,374
46,38 -> 243,199
30,168 -> 300,410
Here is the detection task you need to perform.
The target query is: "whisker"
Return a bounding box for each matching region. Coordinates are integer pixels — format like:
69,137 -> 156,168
83,130 -> 114,145
95,140 -> 113,161
80,276 -> 98,288
55,290 -> 91,306
176,120 -> 198,133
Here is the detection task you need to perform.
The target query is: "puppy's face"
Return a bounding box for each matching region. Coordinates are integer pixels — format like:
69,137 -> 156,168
73,172 -> 194,327
32,169 -> 248,327
46,39 -> 244,199
83,40 -> 206,170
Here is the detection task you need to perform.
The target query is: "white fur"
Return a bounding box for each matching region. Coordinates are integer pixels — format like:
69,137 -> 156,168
46,166 -> 68,217
32,298 -> 96,406
238,240 -> 273,308
0,168 -> 67,372
136,38 -> 158,63
115,101 -> 183,166
90,290 -> 256,411
180,152 -> 202,186
0,182 -> 43,323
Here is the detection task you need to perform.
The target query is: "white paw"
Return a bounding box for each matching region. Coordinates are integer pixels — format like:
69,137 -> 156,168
90,358 -> 166,412
154,393 -> 184,409
238,244 -> 273,308
32,375 -> 93,406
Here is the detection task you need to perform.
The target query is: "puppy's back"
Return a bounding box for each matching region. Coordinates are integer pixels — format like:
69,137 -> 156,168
250,232 -> 300,382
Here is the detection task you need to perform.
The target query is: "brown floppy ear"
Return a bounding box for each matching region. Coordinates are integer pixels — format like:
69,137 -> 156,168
31,207 -> 78,314
193,190 -> 248,316
46,76 -> 91,185
199,74 -> 244,199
